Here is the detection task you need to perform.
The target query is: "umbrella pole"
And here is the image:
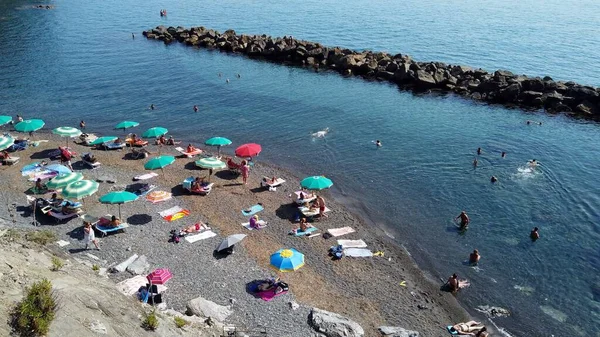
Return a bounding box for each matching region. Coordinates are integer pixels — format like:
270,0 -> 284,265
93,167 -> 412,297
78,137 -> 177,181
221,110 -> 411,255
217,146 -> 221,157
118,204 -> 122,220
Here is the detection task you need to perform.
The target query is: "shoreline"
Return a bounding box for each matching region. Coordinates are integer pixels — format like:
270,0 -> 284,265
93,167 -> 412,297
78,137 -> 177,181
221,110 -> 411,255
0,131 -> 484,336
143,25 -> 600,120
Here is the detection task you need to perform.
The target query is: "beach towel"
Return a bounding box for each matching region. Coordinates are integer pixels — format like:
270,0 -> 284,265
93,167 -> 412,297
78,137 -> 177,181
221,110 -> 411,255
27,171 -> 57,181
95,223 -> 130,237
327,226 -> 356,237
175,146 -> 202,158
337,239 -> 367,248
261,177 -> 286,187
47,211 -> 79,221
257,289 -> 288,301
292,226 -> 318,236
241,220 -> 267,230
159,206 -> 190,221
116,275 -> 167,297
184,230 -> 217,243
241,204 -> 264,217
299,206 -> 331,217
133,172 -> 158,181
293,191 -> 317,204
343,248 -> 373,257
104,142 -> 126,150
146,191 -> 172,204
21,162 -> 44,176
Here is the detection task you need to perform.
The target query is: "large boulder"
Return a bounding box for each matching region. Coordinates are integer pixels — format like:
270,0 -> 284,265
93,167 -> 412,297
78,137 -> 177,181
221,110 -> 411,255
309,308 -> 364,337
379,326 -> 420,337
393,63 -> 411,83
522,78 -> 545,92
187,296 -> 232,322
111,254 -> 138,273
414,70 -> 437,88
497,83 -> 521,102
126,255 -> 149,275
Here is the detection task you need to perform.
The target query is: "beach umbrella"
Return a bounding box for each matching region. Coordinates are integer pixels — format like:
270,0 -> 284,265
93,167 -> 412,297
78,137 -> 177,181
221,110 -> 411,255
144,155 -> 175,170
61,180 -> 99,200
46,172 -> 83,190
205,137 -> 232,156
52,127 -> 82,146
115,121 -> 140,130
142,127 -> 168,139
300,176 -> 333,191
46,164 -> 72,175
89,136 -> 118,145
195,157 -> 226,181
14,119 -> 45,133
99,191 -> 138,219
147,268 -> 172,284
235,143 -> 262,158
216,234 -> 246,252
0,135 -> 14,151
270,248 -> 305,272
0,116 -> 12,126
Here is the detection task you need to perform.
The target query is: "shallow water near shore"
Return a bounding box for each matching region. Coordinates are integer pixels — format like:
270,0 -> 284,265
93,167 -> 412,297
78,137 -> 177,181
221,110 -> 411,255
1,0 -> 600,335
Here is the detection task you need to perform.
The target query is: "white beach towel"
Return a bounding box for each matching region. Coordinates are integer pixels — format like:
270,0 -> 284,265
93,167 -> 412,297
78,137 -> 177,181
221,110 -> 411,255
337,239 -> 367,248
159,206 -> 184,218
133,172 -> 158,181
241,220 -> 267,230
261,177 -> 286,187
299,206 -> 331,217
184,230 -> 217,243
327,226 -> 356,237
344,248 -> 373,257
116,275 -> 167,296
56,240 -> 70,247
293,191 -> 317,204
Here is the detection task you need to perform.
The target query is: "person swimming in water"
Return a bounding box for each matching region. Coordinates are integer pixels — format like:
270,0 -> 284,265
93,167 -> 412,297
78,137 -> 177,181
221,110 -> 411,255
529,159 -> 538,168
490,176 -> 498,183
473,158 -> 478,167
501,151 -> 506,158
469,249 -> 480,265
477,147 -> 482,155
193,105 -> 198,112
375,140 -> 382,147
530,227 -> 540,241
455,211 -> 470,229
150,104 -> 155,110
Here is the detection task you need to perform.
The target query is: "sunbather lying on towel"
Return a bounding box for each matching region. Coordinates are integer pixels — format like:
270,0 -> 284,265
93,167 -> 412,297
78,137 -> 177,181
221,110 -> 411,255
179,222 -> 209,235
35,178 -> 47,192
166,136 -> 179,145
48,193 -> 63,207
256,277 -> 288,294
448,321 -> 486,336
290,218 -> 313,234
82,152 -> 97,163
186,144 -> 198,153
263,176 -> 278,185
249,215 -> 267,229
191,177 -> 209,192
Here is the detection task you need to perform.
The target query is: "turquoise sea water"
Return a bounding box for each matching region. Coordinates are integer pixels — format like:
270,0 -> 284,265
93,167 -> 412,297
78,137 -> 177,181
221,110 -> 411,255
1,0 -> 599,335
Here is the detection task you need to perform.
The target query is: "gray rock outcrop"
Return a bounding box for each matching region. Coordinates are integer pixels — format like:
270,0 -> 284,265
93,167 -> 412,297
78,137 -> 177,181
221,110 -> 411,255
379,326 -> 420,337
126,255 -> 149,275
308,308 -> 364,337
110,253 -> 138,273
187,296 -> 232,322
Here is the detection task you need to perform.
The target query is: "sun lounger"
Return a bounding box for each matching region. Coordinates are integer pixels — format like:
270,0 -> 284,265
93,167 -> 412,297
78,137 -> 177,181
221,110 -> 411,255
241,220 -> 267,230
159,206 -> 190,221
299,206 -> 331,217
190,183 -> 213,195
184,230 -> 217,243
261,177 -> 286,188
291,226 -> 318,236
95,216 -> 130,236
131,147 -> 151,159
175,146 -> 202,158
1,156 -> 19,165
78,134 -> 98,145
292,191 -> 317,205
99,142 -> 126,150
81,153 -> 101,169
327,227 -> 356,237
241,204 -> 264,217
133,172 -> 158,181
227,160 -> 241,174
337,239 -> 367,248
126,138 -> 149,147
47,211 -> 79,222
343,248 -> 373,257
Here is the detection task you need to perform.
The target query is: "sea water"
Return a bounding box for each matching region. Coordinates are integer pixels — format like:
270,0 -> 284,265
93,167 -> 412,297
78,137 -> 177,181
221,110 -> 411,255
1,0 -> 599,335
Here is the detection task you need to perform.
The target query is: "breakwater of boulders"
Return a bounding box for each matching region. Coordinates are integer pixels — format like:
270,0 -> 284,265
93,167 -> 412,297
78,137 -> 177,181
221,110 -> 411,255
143,25 -> 600,119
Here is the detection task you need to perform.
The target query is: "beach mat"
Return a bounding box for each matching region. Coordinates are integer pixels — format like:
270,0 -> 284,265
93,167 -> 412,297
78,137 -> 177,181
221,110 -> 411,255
241,220 -> 267,230
184,230 -> 217,243
146,190 -> 172,204
337,239 -> 367,248
116,275 -> 167,296
327,226 -> 356,237
343,248 -> 373,257
299,206 -> 331,217
133,172 -> 158,181
159,206 -> 190,221
242,204 -> 264,217
293,227 -> 318,236
257,289 -> 288,302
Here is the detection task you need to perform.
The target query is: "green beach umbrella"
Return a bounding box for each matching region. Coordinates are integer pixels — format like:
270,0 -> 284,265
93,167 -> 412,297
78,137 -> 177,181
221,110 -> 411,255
52,126 -> 82,146
300,176 -> 333,191
0,135 -> 14,151
142,127 -> 168,139
195,157 -> 226,181
115,121 -> 140,130
205,137 -> 232,156
61,180 -> 99,200
89,136 -> 118,145
99,191 -> 138,219
0,116 -> 12,126
14,119 -> 45,133
144,155 -> 175,176
46,172 -> 83,190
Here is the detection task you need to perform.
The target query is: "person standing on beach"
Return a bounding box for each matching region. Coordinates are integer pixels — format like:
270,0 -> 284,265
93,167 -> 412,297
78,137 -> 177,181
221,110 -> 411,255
530,227 -> 540,241
240,160 -> 249,185
83,221 -> 100,250
455,211 -> 470,229
317,195 -> 328,218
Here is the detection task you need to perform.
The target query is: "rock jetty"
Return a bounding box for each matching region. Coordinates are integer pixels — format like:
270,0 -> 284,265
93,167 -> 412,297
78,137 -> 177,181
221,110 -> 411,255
143,25 -> 600,118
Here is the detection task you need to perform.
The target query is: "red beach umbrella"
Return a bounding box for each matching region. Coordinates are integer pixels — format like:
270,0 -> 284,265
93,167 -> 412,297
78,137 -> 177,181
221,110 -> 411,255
146,268 -> 172,285
235,143 -> 262,158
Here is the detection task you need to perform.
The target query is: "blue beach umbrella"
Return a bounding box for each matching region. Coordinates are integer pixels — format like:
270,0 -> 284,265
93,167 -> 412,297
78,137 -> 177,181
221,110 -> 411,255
270,248 -> 305,272
46,164 -> 72,175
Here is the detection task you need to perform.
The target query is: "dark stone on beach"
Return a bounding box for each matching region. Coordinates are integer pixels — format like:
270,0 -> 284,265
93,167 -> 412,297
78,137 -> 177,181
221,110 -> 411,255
414,70 -> 437,88
575,101 -> 596,114
522,78 -> 545,92
497,83 -> 521,102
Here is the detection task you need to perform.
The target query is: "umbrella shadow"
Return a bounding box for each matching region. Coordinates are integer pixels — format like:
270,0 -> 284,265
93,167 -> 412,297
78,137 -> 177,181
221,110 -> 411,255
250,186 -> 267,193
71,160 -> 88,171
212,249 -> 233,260
66,226 -> 83,240
29,149 -> 57,160
15,205 -> 33,218
170,184 -> 188,197
68,248 -> 88,254
127,214 -> 153,225
184,162 -> 200,171
275,203 -> 299,221
245,280 -> 264,298
215,170 -> 238,180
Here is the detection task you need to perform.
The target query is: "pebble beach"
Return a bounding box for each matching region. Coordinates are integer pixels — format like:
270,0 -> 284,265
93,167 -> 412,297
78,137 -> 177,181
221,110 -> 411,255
0,133 -> 472,336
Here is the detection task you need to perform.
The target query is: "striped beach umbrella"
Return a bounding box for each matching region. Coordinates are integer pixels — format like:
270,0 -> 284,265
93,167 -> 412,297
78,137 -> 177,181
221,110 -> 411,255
46,172 -> 83,190
99,191 -> 138,219
115,121 -> 140,130
300,176 -> 333,191
0,116 -> 12,126
61,180 -> 99,200
142,127 -> 168,139
0,135 -> 14,151
52,127 -> 82,146
205,137 -> 232,156
147,268 -> 173,285
195,157 -> 226,181
270,248 -> 305,272
14,119 -> 45,133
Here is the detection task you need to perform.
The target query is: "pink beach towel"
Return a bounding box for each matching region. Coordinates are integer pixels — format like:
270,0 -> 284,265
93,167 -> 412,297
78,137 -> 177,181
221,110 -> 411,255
257,289 -> 287,302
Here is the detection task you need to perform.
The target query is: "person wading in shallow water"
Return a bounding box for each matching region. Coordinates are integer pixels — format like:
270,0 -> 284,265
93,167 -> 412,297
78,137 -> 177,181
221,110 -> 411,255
455,211 -> 470,229
530,227 -> 540,241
